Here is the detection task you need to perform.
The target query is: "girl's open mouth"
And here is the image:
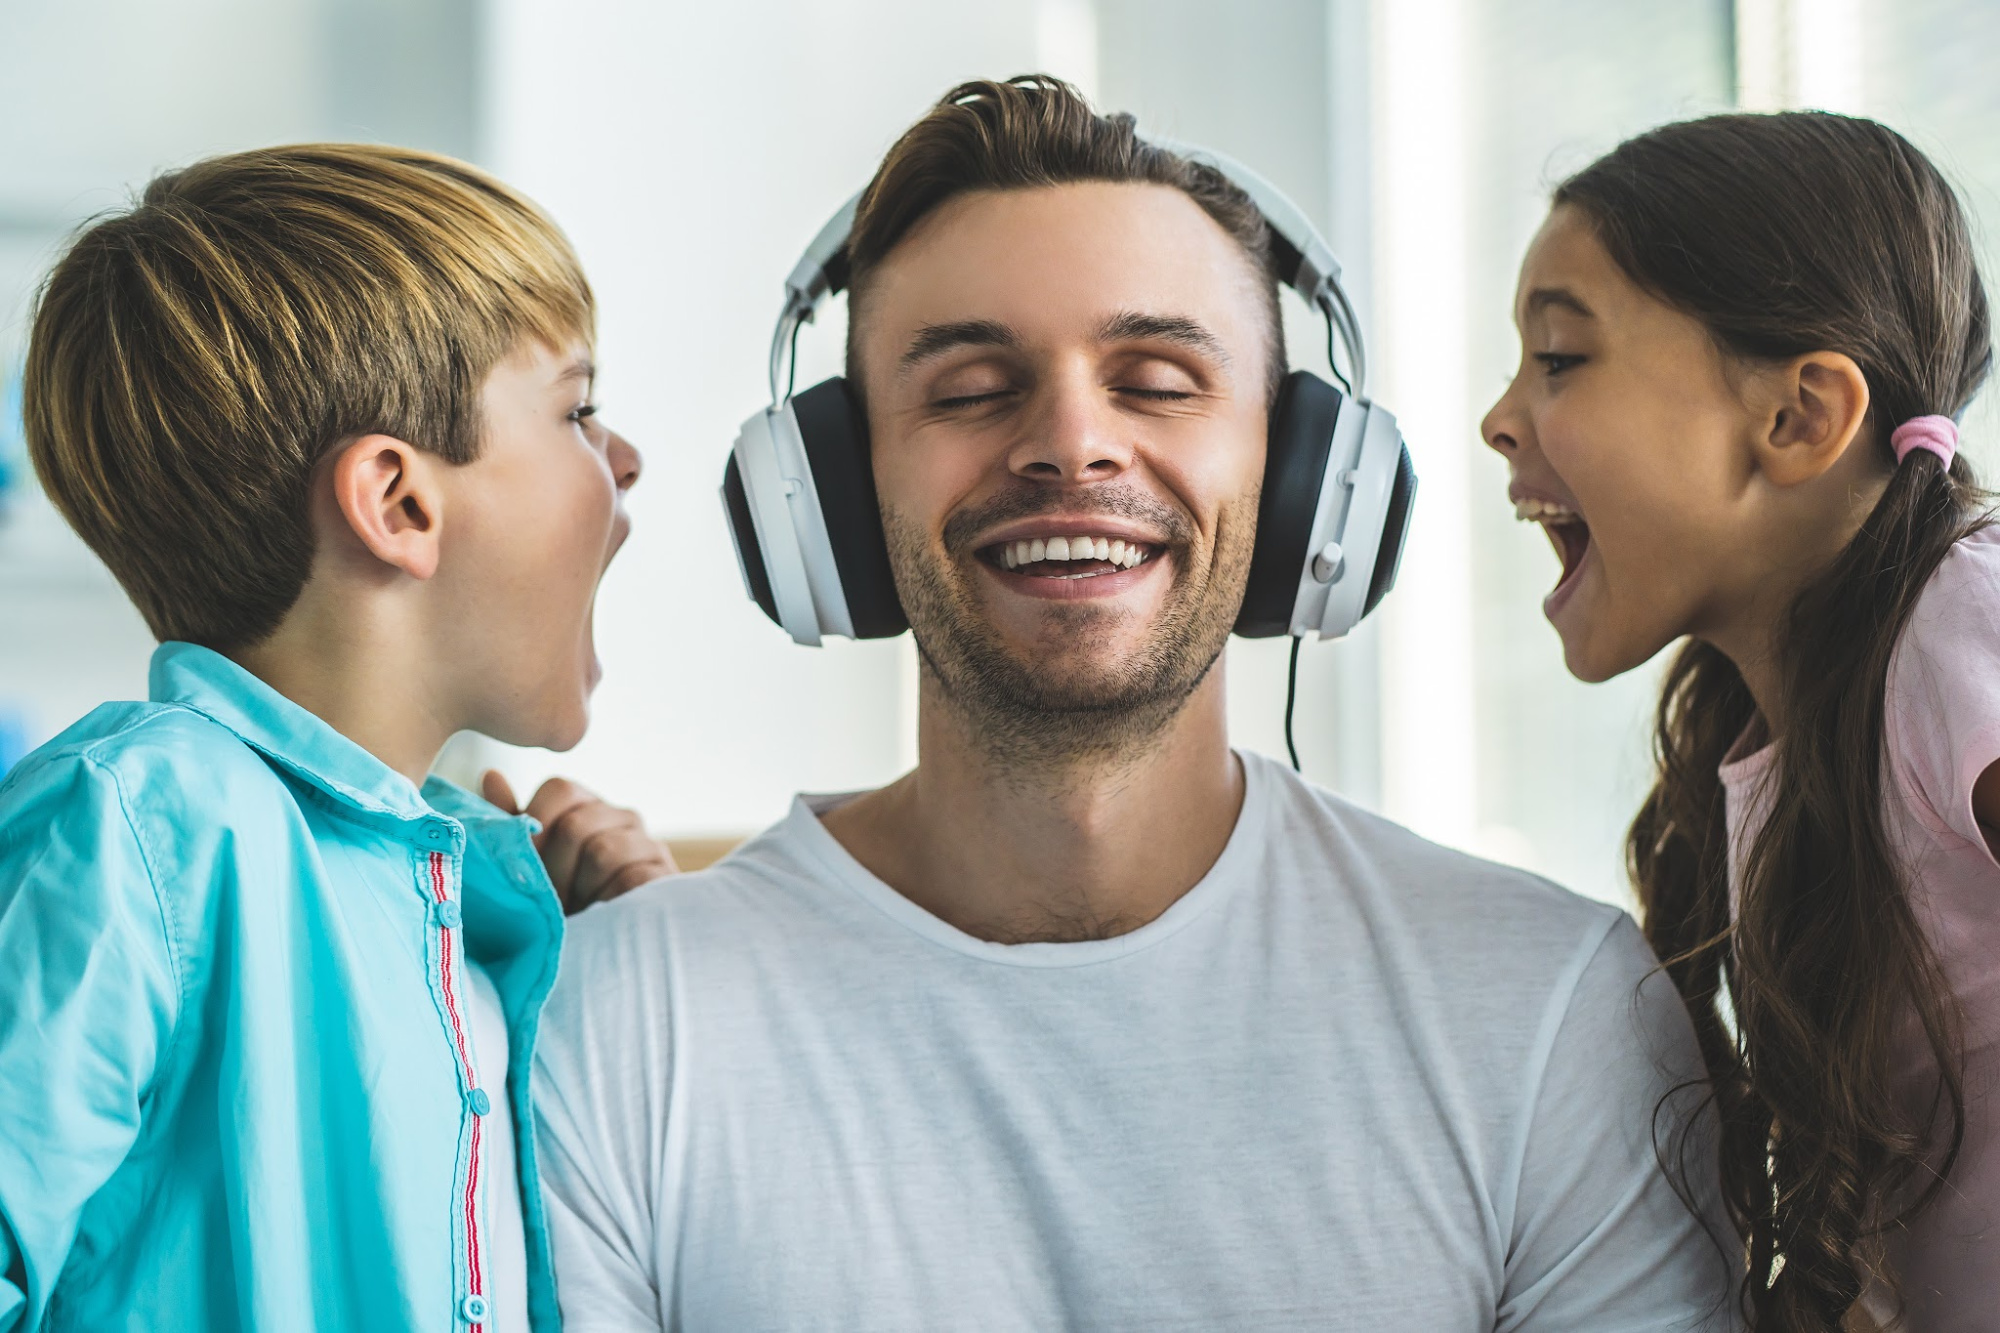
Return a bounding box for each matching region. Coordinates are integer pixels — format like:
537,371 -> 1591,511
1514,495 -> 1593,610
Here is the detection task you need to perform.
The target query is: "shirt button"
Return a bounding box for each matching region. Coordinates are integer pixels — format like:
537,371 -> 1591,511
425,822 -> 451,846
468,1088 -> 491,1116
460,1293 -> 490,1322
431,899 -> 462,929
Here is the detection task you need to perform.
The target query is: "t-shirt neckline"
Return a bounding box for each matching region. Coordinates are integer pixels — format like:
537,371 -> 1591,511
786,749 -> 1272,968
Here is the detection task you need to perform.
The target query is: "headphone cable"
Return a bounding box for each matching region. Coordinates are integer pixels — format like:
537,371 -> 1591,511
1284,635 -> 1303,772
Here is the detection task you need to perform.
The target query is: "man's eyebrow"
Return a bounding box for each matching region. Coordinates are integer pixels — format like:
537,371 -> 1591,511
898,320 -> 1019,374
1525,288 -> 1594,319
1096,311 -> 1230,365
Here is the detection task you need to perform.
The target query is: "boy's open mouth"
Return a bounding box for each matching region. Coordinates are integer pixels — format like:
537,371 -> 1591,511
1514,495 -> 1592,601
978,533 -> 1162,581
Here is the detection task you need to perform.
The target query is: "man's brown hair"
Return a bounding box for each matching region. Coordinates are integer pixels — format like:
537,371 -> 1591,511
844,74 -> 1286,401
23,143 -> 594,651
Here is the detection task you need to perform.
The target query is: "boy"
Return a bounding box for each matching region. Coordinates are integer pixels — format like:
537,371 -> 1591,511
0,144 -> 663,1331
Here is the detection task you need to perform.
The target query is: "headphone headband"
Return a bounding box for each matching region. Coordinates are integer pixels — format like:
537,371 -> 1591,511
726,130 -> 1416,655
766,136 -> 1366,403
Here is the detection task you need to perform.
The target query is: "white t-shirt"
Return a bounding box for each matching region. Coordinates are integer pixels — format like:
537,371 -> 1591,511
535,752 -> 1736,1332
466,964 -> 530,1333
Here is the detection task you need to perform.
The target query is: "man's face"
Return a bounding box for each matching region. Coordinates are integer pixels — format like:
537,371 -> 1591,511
854,182 -> 1273,755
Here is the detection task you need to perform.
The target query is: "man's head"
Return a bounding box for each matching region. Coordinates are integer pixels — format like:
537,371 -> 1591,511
25,144 -> 639,753
844,76 -> 1286,764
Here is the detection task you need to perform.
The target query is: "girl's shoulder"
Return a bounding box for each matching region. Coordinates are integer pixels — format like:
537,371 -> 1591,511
1899,518 -> 2000,643
1886,519 -> 2000,852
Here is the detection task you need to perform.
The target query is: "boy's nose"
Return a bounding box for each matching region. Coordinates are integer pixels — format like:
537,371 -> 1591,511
608,430 -> 642,491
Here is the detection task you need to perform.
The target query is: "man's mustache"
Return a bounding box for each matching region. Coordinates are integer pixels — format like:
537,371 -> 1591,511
939,486 -> 1196,557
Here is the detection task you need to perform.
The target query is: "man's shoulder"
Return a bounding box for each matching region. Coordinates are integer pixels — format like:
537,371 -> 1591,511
556,804 -> 835,968
1253,754 -> 1630,972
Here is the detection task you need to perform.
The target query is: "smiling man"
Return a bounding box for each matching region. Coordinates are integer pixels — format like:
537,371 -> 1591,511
533,77 -> 1736,1331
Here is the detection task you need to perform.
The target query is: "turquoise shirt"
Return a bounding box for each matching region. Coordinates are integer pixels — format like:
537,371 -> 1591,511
0,643 -> 565,1331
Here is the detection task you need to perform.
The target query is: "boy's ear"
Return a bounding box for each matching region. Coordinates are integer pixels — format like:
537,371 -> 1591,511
328,434 -> 444,580
1752,350 -> 1873,488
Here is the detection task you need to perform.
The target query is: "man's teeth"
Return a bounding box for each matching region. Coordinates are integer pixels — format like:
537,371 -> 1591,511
1513,497 -> 1581,524
998,536 -> 1149,572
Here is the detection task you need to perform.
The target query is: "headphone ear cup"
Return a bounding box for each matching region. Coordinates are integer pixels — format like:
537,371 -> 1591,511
1236,371 -> 1341,637
722,453 -> 780,627
790,377 -> 908,639
1363,443 -> 1417,618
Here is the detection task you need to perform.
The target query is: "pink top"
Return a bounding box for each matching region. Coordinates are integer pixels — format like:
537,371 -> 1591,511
1721,522 -> 2000,1330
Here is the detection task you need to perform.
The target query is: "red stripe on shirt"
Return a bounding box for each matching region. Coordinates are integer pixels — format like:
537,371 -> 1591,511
430,850 -> 486,1329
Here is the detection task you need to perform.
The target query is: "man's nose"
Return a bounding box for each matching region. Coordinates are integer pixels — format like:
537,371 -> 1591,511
1006,372 -> 1134,483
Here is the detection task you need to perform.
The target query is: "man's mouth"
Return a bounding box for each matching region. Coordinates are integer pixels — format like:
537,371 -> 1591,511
980,533 -> 1162,580
1512,495 -> 1593,601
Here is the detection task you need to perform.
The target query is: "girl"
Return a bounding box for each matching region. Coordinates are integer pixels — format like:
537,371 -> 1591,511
1481,113 -> 2000,1331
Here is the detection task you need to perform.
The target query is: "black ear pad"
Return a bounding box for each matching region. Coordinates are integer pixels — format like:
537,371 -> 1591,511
790,377 -> 908,639
1235,370 -> 1341,637
721,454 -> 779,626
1363,445 -> 1417,618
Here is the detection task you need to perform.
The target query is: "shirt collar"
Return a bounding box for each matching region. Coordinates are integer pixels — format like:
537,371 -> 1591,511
149,640 -> 434,824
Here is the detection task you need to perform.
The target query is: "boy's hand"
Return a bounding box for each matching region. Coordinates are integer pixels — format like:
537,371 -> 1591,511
481,771 -> 677,914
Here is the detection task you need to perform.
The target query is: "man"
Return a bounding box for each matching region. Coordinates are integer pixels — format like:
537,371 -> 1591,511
534,76 -> 1734,1331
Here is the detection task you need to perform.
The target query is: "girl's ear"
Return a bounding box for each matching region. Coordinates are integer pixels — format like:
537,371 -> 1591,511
327,434 -> 445,580
1752,350 -> 1873,487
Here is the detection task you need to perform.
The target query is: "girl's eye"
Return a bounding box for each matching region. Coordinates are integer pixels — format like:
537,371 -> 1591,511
569,403 -> 600,425
1533,353 -> 1585,376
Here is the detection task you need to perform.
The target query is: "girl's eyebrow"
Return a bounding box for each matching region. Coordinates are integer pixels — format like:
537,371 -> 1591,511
1525,287 -> 1594,318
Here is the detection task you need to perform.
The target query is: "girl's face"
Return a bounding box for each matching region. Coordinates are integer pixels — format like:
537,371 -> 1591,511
1481,205 -> 1800,683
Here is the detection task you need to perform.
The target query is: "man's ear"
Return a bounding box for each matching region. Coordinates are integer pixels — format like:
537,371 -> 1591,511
328,434 -> 444,580
1752,351 -> 1873,487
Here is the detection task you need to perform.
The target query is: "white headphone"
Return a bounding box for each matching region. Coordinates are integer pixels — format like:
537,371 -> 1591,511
721,136 -> 1416,647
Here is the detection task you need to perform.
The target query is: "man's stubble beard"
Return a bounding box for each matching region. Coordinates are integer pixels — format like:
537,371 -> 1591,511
882,488 -> 1259,779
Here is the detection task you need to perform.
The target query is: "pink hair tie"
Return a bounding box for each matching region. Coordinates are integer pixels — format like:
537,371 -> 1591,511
1891,414 -> 1958,467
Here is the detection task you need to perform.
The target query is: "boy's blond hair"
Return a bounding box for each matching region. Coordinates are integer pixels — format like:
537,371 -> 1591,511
23,143 -> 594,651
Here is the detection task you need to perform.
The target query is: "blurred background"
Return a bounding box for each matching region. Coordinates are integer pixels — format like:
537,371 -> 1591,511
3,0 -> 1997,901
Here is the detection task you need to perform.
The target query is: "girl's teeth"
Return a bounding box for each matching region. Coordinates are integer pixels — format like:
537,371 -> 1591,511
1513,497 -> 1580,524
1002,536 -> 1149,571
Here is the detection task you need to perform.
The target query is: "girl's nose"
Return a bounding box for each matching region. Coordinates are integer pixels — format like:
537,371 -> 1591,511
1480,385 -> 1525,458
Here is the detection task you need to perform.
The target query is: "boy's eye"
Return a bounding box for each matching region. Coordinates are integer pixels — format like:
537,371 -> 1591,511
569,403 -> 599,424
1533,353 -> 1585,376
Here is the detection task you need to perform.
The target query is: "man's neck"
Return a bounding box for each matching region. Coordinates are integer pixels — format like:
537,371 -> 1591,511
819,668 -> 1245,944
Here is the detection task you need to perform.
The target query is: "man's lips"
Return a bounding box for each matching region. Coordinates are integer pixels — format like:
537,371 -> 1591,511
981,550 -> 1166,601
973,515 -> 1168,549
967,520 -> 1171,602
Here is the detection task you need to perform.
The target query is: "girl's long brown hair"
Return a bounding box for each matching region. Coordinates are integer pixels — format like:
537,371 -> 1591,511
1559,113 -> 1993,1329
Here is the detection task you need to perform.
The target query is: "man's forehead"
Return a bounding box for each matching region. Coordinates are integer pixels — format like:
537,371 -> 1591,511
865,187 -> 1266,337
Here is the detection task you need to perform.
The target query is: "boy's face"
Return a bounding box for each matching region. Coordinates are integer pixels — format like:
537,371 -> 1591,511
437,338 -> 640,751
